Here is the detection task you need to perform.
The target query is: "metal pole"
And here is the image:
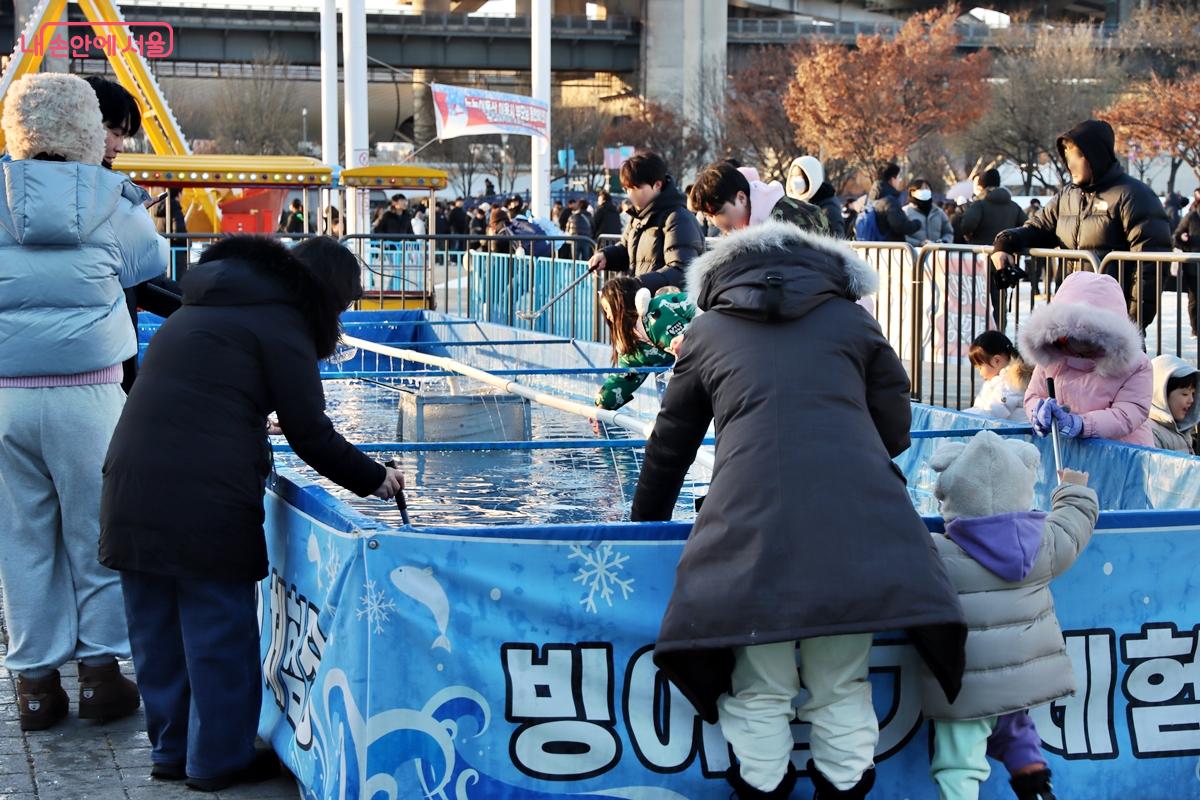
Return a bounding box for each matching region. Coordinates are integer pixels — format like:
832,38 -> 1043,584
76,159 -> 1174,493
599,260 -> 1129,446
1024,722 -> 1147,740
320,0 -> 339,180
342,0 -> 369,236
530,0 -> 551,219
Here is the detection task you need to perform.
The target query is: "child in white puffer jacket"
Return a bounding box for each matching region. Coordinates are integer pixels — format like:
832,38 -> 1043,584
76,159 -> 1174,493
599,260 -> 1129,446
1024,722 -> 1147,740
968,331 -> 1031,423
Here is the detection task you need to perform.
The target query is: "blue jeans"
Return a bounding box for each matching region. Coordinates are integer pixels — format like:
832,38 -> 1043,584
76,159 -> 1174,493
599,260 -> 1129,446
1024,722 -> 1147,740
121,571 -> 261,779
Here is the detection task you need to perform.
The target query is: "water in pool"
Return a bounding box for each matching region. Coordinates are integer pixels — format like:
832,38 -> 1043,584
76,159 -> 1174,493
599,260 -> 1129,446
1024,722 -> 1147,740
275,378 -> 709,527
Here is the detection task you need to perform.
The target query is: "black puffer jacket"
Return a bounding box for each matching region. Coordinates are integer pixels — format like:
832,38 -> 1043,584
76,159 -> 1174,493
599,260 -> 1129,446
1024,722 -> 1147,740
811,181 -> 845,238
591,199 -> 623,241
100,237 -> 385,582
630,221 -> 966,722
599,178 -> 705,292
994,120 -> 1171,259
1175,206 -> 1200,253
868,180 -> 921,242
959,187 -> 1026,247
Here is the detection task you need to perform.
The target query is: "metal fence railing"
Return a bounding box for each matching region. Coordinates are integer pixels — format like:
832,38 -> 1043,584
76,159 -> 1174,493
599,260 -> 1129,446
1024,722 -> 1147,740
146,228 -> 1200,416
341,233 -> 600,333
850,242 -> 922,395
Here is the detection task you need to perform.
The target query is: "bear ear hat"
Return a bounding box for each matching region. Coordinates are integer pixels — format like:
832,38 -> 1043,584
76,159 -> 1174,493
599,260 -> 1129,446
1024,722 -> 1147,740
929,442 -> 966,473
634,287 -> 652,319
1003,438 -> 1042,475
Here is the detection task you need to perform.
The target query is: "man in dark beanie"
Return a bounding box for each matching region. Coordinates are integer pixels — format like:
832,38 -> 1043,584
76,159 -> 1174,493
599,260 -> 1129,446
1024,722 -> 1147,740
991,119 -> 1171,330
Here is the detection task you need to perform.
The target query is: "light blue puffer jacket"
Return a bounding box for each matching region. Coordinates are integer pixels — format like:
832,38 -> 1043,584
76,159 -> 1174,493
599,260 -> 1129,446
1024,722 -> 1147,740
0,159 -> 167,377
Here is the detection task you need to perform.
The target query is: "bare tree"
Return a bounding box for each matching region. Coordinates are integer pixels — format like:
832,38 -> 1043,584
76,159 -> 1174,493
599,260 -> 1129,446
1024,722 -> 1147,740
966,24 -> 1124,194
434,138 -> 487,198
553,105 -> 615,191
604,100 -> 711,182
210,54 -> 301,155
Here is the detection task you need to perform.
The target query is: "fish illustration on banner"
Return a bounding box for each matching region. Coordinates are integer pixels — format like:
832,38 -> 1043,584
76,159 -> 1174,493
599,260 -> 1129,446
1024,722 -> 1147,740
391,565 -> 452,652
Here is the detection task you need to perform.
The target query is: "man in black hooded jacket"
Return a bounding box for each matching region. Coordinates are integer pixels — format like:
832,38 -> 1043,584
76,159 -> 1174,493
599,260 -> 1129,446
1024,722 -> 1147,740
866,163 -> 921,242
991,119 -> 1171,330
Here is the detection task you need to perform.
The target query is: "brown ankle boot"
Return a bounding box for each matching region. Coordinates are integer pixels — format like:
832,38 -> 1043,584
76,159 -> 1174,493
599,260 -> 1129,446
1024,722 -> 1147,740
17,671 -> 69,731
78,659 -> 141,721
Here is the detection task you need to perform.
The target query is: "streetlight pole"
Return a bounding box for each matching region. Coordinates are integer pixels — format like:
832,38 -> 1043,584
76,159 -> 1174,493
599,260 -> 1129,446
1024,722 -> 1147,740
302,107 -> 308,145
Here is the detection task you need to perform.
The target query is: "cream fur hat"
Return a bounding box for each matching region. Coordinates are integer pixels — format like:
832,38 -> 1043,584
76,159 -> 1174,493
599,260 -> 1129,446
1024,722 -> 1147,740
2,73 -> 105,164
931,430 -> 1041,521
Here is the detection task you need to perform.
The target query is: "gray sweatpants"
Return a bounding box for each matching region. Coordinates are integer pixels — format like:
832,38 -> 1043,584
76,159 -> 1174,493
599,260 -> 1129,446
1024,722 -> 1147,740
0,384 -> 131,675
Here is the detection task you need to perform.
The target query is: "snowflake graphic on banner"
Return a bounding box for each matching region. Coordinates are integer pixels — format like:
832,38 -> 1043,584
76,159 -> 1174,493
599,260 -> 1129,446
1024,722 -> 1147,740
568,543 -> 635,614
323,540 -> 342,589
356,579 -> 398,634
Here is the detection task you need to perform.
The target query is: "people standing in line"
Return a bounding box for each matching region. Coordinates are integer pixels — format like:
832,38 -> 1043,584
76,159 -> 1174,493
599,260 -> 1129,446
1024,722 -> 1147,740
412,204 -> 428,236
861,163 -> 922,242
991,120 -> 1172,331
630,221 -> 966,800
469,203 -> 488,250
1021,271 -> 1154,447
552,200 -> 567,231
591,189 -> 623,242
0,72 -> 168,732
447,197 -> 469,251
923,431 -> 1097,800
959,169 -> 1027,324
1172,188 -> 1200,337
904,179 -> 956,248
323,206 -> 343,238
100,236 -> 403,791
277,198 -> 305,234
81,75 -> 184,394
372,193 -> 413,235
587,152 -> 705,292
787,155 -> 844,237
689,162 -> 830,236
564,198 -> 594,259
487,207 -> 512,254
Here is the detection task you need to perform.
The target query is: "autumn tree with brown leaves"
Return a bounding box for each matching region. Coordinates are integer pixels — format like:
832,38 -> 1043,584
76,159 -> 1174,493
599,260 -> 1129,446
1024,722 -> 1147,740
784,7 -> 989,179
1103,72 -> 1200,195
723,47 -> 805,184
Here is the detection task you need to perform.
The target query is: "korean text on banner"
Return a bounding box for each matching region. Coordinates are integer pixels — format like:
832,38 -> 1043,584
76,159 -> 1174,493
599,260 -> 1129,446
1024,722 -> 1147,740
431,83 -> 550,142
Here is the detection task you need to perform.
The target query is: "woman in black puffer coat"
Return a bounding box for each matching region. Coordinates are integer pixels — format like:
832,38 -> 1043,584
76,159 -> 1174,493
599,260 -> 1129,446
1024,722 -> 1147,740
631,221 -> 966,798
100,236 -> 402,792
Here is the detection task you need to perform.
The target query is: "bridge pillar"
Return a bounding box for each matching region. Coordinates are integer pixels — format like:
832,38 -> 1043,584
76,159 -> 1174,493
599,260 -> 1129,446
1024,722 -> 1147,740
641,0 -> 725,157
412,0 -> 450,146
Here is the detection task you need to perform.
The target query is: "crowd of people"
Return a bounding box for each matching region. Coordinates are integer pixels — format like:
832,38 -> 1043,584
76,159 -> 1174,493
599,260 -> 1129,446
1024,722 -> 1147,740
0,64 -> 1196,800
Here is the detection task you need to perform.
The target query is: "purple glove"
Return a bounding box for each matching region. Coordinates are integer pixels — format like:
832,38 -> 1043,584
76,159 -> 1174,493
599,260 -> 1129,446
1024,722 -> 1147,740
1053,404 -> 1084,438
1032,397 -> 1057,437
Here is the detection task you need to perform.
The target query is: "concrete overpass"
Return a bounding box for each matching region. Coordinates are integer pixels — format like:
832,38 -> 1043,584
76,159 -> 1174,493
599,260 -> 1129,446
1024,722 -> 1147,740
0,0 -> 1142,146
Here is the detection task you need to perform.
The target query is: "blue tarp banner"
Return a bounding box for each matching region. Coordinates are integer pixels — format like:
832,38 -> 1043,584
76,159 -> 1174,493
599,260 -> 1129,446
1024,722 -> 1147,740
258,472 -> 1200,799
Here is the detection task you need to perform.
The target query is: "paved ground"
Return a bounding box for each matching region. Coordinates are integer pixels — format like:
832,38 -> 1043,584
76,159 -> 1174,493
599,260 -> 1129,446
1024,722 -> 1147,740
0,616 -> 299,800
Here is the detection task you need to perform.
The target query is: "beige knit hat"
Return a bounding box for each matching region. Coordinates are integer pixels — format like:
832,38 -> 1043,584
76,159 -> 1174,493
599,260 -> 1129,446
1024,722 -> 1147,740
2,73 -> 105,164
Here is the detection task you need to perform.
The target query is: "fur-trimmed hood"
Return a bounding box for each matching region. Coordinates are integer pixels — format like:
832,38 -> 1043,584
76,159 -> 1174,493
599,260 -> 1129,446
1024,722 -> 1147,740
2,74 -> 105,165
186,235 -> 348,358
1017,271 -> 1142,377
685,220 -> 876,321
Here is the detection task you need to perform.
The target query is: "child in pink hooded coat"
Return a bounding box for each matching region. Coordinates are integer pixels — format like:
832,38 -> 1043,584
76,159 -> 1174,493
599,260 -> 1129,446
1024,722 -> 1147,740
1019,271 -> 1153,446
